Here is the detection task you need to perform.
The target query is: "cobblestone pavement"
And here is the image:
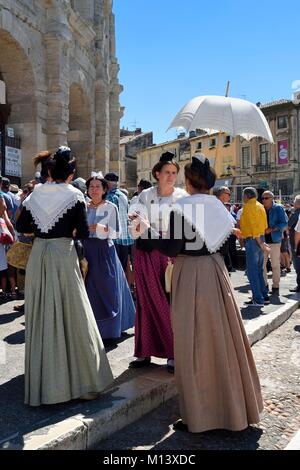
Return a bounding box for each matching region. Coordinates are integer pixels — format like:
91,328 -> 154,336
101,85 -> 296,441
97,310 -> 300,450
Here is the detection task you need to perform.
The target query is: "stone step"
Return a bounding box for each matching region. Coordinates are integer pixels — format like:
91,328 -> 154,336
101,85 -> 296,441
3,297 -> 299,450
284,429 -> 300,450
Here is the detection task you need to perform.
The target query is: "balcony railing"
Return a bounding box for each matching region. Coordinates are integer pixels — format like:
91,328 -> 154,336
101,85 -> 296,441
254,164 -> 271,172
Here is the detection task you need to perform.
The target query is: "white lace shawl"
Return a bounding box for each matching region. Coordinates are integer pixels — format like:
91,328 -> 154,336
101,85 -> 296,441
129,186 -> 188,232
173,194 -> 235,253
23,182 -> 85,233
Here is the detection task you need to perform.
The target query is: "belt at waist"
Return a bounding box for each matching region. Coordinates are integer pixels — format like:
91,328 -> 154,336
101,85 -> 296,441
245,236 -> 264,241
177,252 -> 217,258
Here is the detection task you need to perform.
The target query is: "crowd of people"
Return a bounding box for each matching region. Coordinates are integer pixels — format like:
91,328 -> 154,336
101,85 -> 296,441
0,176 -> 35,301
214,185 -> 297,305
4,145 -> 300,434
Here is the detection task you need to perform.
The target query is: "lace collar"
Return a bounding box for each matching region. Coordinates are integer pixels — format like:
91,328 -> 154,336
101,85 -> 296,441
174,194 -> 235,253
23,182 -> 85,233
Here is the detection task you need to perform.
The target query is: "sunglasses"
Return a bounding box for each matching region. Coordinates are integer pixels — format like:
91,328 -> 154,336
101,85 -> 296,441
262,197 -> 271,200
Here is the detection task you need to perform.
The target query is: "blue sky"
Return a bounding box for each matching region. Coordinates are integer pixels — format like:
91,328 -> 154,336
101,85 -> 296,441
114,0 -> 299,144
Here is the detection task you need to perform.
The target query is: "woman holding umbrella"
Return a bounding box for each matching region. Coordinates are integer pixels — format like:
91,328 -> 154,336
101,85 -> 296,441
136,154 -> 263,433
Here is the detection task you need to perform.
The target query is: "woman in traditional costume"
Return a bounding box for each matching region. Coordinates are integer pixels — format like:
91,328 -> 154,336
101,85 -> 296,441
83,174 -> 135,342
16,147 -> 113,406
140,154 -> 263,432
129,152 -> 186,370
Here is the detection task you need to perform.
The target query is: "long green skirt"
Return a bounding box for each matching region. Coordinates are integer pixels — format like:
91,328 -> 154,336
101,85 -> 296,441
24,238 -> 114,406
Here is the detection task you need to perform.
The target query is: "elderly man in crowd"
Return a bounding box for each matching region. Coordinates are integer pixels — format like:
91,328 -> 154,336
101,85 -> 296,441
240,187 -> 270,307
213,186 -> 231,204
261,191 -> 288,294
288,195 -> 300,292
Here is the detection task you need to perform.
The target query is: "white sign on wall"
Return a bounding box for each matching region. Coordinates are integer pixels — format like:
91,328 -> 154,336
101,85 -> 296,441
5,146 -> 22,177
0,80 -> 5,104
7,127 -> 14,138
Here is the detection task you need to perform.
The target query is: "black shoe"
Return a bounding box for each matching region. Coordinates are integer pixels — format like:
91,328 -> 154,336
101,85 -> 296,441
264,296 -> 270,305
289,287 -> 300,292
103,338 -> 118,347
128,357 -> 151,368
244,300 -> 264,307
166,359 -> 174,373
13,303 -> 25,312
172,419 -> 189,432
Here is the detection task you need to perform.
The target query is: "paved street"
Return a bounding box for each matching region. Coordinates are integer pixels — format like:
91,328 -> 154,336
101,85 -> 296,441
0,266 -> 299,448
97,309 -> 300,450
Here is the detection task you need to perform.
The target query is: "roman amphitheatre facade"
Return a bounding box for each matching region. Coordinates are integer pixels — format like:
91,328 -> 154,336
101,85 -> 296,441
0,0 -> 122,183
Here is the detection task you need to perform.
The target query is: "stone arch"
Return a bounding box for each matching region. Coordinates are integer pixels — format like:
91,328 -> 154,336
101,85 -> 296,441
68,83 -> 93,178
0,28 -> 39,182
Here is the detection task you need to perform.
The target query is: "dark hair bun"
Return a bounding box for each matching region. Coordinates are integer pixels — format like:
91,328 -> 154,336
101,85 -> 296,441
51,146 -> 76,181
190,154 -> 216,189
54,146 -> 72,162
160,151 -> 175,163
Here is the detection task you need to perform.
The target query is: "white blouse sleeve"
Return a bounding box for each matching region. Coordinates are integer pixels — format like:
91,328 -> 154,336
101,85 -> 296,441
96,203 -> 120,240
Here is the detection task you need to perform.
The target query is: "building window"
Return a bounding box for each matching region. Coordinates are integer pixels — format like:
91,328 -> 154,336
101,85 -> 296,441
197,142 -> 202,150
209,137 -> 217,148
259,144 -> 269,166
241,146 -> 251,168
277,115 -> 288,129
223,135 -> 232,146
273,178 -> 293,195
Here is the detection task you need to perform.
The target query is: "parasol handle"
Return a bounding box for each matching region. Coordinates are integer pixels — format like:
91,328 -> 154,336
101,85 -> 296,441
225,81 -> 230,97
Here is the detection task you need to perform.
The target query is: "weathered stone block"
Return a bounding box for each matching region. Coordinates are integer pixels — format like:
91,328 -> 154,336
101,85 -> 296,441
0,0 -> 121,182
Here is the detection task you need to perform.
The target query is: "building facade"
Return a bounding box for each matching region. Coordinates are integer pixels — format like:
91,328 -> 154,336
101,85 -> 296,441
119,128 -> 153,192
235,99 -> 300,201
137,98 -> 300,202
0,0 -> 122,183
137,131 -> 239,190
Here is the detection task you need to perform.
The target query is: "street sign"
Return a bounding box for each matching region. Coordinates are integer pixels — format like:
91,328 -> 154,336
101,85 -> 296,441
5,146 -> 22,177
7,127 -> 14,138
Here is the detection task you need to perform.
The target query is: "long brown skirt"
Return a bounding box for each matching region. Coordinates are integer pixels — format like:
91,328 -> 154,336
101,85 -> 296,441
171,253 -> 263,433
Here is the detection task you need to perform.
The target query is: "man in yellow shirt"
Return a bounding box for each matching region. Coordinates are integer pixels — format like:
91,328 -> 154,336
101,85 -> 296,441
240,187 -> 270,307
